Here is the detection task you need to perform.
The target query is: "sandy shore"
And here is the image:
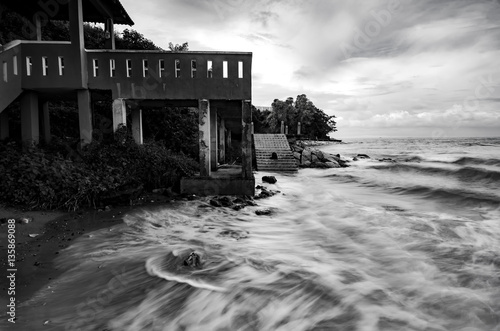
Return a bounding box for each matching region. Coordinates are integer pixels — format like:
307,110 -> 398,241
0,194 -> 172,306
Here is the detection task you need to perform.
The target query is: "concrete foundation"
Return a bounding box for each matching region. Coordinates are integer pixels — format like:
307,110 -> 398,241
181,177 -> 255,196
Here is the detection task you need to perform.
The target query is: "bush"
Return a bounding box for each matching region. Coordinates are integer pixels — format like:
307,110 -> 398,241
0,128 -> 199,211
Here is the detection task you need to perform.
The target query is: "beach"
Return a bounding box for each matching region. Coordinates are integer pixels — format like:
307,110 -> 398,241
1,137 -> 500,331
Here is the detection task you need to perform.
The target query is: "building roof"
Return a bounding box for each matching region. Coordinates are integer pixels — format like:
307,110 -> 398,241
2,0 -> 134,25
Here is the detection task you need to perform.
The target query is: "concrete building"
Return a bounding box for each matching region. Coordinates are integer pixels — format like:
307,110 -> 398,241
0,0 -> 254,195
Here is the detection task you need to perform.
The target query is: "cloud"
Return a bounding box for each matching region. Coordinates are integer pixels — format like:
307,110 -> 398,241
119,0 -> 500,136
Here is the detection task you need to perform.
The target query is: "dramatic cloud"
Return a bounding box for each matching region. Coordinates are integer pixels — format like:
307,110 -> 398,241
120,0 -> 500,138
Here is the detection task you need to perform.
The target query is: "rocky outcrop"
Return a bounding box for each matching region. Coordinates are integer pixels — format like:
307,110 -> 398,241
291,141 -> 350,168
262,176 -> 277,184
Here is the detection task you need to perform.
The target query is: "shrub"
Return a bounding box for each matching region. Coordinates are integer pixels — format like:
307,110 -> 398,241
0,128 -> 199,211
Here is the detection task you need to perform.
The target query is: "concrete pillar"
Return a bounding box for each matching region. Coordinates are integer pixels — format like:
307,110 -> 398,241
219,118 -> 226,164
280,121 -> 284,134
131,108 -> 143,145
112,98 -> 127,132
69,0 -> 87,87
241,100 -> 253,179
104,18 -> 115,50
210,109 -> 218,171
0,111 -> 9,140
35,15 -> 42,41
77,90 -> 92,145
285,125 -> 289,135
21,92 -> 40,145
298,122 -> 301,135
199,99 -> 211,177
40,101 -> 51,143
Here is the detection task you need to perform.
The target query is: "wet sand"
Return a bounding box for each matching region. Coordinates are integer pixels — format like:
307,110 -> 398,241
0,194 -> 172,307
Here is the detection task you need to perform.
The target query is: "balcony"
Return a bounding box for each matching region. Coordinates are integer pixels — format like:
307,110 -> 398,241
0,40 -> 252,112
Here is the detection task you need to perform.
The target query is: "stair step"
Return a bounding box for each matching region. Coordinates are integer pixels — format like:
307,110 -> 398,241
253,133 -> 298,172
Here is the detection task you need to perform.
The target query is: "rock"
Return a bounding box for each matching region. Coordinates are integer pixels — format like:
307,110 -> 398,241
323,153 -> 340,163
352,157 -> 359,161
220,229 -> 248,240
378,158 -> 394,162
28,234 -> 39,238
18,217 -> 33,224
292,144 -> 304,153
209,199 -> 222,207
303,161 -> 311,167
152,188 -> 166,194
254,186 -> 279,199
357,154 -> 370,159
232,204 -> 245,211
262,176 -> 277,184
233,198 -> 246,204
104,205 -> 112,211
301,149 -> 312,164
255,209 -> 273,216
183,252 -> 202,268
293,152 -> 301,160
313,150 -> 324,161
218,197 -> 233,207
313,162 -> 329,169
311,154 -> 319,164
325,161 -> 341,168
210,196 -> 233,207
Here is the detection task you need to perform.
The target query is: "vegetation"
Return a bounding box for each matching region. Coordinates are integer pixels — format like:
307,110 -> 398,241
0,6 -> 197,211
254,95 -> 337,139
0,129 -> 198,211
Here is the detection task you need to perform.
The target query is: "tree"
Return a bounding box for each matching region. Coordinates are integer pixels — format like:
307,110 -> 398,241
116,29 -> 161,50
168,42 -> 189,52
261,94 -> 337,139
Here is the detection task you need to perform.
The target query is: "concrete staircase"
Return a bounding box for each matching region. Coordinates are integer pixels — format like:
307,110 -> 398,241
253,134 -> 298,172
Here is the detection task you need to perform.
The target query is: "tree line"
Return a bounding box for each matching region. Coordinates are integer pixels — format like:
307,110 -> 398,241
253,94 -> 337,140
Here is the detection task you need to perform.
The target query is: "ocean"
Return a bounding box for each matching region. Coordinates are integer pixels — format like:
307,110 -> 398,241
15,137 -> 500,331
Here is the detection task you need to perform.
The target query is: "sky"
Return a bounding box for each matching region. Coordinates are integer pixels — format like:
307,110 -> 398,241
118,0 -> 500,139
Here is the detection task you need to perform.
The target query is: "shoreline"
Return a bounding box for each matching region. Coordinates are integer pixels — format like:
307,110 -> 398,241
0,195 -> 173,305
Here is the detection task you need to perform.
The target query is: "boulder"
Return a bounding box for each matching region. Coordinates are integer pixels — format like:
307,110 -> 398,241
262,176 -> 277,184
183,252 -> 202,268
255,209 -> 273,216
311,154 -> 319,164
292,145 -> 304,153
313,150 -> 324,161
357,154 -> 370,159
301,148 -> 312,163
293,152 -> 301,160
325,161 -> 341,168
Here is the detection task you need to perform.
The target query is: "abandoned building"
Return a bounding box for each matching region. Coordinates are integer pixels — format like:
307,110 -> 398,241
0,0 -> 255,195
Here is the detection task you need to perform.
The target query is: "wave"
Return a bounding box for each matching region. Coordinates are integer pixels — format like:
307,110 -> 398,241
452,157 -> 500,167
372,163 -> 500,183
391,185 -> 500,208
145,251 -> 228,292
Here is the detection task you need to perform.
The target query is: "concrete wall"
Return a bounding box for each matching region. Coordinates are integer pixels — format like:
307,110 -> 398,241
87,51 -> 252,100
20,41 -> 84,90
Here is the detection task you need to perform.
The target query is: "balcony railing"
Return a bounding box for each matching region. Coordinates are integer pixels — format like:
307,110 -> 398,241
86,50 -> 252,100
0,40 -> 252,104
